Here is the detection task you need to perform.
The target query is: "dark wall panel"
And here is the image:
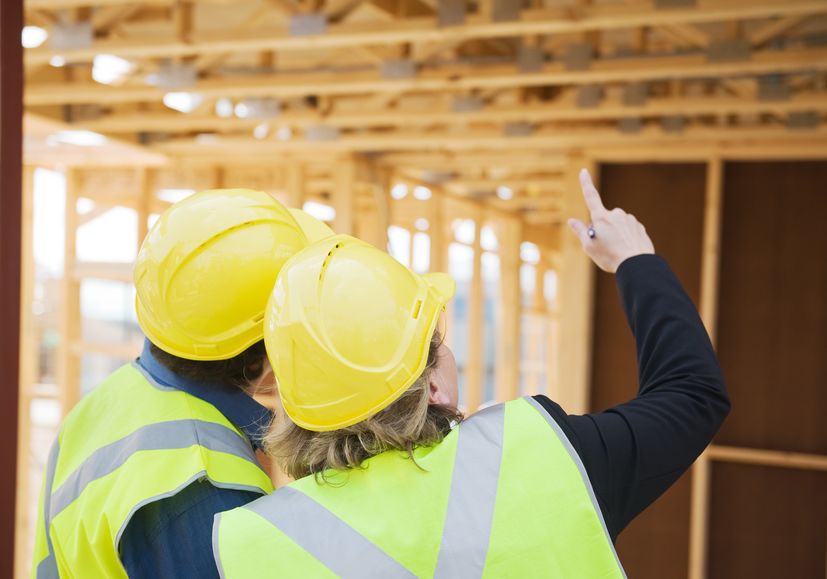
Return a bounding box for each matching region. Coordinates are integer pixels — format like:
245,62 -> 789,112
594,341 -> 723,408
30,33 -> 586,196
709,463 -> 827,579
716,161 -> 827,455
591,163 -> 707,579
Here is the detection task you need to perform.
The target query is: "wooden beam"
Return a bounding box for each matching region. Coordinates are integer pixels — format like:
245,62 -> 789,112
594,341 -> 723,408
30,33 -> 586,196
706,444 -> 827,471
152,125 -> 827,157
750,14 -> 807,47
688,156 -> 723,579
27,0 -> 172,8
24,0 -> 827,65
27,46 -> 827,105
79,93 -> 827,134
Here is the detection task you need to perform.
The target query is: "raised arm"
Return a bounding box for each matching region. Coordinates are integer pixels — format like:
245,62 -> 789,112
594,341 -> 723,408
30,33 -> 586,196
535,170 -> 730,539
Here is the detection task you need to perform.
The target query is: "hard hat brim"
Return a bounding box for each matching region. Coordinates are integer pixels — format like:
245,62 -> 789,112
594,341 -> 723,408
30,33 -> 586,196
423,272 -> 456,304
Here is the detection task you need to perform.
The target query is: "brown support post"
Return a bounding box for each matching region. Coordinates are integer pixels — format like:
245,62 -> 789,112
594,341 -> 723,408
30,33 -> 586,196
0,0 -> 23,574
429,192 -> 445,272
136,167 -> 152,247
688,156 -> 724,579
59,169 -> 82,415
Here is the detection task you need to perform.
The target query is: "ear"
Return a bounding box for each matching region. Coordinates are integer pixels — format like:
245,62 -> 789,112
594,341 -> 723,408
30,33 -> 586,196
428,376 -> 450,406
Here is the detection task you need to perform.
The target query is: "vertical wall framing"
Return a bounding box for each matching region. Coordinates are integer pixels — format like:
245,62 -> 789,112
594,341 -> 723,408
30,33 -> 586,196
688,157 -> 723,579
554,158 -> 597,415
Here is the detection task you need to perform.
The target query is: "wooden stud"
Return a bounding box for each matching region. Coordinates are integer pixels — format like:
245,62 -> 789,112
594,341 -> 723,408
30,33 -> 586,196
465,209 -> 484,412
552,157 -> 596,415
285,163 -> 305,209
493,215 -> 521,401
58,169 -> 82,415
333,158 -> 355,234
14,167 -> 36,579
688,156 -> 723,579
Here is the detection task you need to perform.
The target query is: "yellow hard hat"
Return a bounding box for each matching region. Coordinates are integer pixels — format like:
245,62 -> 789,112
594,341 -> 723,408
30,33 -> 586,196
134,189 -> 324,361
264,234 -> 455,432
288,208 -> 335,242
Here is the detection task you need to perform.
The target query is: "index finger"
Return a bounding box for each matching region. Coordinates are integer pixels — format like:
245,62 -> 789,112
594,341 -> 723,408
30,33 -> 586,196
579,168 -> 606,216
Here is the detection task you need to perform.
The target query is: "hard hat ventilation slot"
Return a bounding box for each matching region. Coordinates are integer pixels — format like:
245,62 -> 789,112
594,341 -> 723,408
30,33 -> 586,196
252,312 -> 265,323
319,242 -> 345,282
411,299 -> 423,319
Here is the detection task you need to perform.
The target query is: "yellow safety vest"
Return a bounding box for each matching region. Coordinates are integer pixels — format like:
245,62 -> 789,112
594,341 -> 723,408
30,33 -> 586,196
214,397 -> 625,578
32,362 -> 274,578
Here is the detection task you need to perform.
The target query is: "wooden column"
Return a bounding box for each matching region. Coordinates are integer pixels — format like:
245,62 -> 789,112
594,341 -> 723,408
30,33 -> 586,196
14,167 -> 35,579
546,252 -> 562,400
333,158 -> 355,235
429,192 -> 445,272
286,163 -> 305,209
58,169 -> 82,414
494,215 -> 521,401
136,167 -> 152,247
367,165 -> 390,251
688,157 -> 724,579
553,158 -> 597,415
465,209 -> 484,412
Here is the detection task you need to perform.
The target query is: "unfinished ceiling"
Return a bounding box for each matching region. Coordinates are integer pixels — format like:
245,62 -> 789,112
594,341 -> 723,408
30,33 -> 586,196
22,0 -> 827,223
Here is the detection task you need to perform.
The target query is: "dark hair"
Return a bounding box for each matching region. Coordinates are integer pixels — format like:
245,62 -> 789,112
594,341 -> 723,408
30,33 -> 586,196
148,340 -> 268,391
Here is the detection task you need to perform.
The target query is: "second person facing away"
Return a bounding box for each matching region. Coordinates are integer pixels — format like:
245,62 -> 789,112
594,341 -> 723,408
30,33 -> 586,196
32,190 -> 334,579
213,170 -> 731,578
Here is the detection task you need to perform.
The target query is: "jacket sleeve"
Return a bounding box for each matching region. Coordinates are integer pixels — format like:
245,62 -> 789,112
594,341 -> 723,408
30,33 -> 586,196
534,254 -> 730,539
119,479 -> 263,578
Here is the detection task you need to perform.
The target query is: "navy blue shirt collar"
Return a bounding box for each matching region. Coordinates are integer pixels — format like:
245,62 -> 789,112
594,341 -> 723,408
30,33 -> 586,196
136,340 -> 273,450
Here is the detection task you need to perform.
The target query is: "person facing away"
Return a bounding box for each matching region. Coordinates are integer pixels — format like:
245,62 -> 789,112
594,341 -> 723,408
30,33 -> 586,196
31,189 -> 334,579
213,170 -> 730,578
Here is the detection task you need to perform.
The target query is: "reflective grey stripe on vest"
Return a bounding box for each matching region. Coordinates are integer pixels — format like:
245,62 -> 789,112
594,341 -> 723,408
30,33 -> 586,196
243,486 -> 417,578
524,396 -> 627,579
49,419 -> 261,520
434,403 -> 505,578
36,439 -> 60,579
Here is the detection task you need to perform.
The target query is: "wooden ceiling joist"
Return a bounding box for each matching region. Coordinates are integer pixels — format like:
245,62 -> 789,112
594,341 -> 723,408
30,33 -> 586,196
153,125 -> 827,157
24,0 -> 826,66
73,93 -> 827,134
25,46 -> 827,106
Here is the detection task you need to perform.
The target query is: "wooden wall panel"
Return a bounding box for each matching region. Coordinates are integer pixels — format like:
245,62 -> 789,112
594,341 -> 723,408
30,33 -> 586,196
708,463 -> 827,578
716,161 -> 827,455
591,163 -> 707,579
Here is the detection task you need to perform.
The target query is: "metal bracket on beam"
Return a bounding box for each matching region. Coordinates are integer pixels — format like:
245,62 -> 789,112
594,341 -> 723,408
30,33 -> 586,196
618,118 -> 643,133
662,116 -> 687,133
503,122 -> 533,137
438,0 -> 466,27
492,0 -> 520,22
289,13 -> 328,36
576,85 -> 603,108
565,43 -> 593,71
758,75 -> 790,102
518,43 -> 545,73
305,124 -> 340,141
707,40 -> 751,63
623,82 -> 648,106
655,0 -> 697,8
151,62 -> 197,90
452,95 -> 485,113
380,59 -> 417,80
787,111 -> 820,129
50,22 -> 93,51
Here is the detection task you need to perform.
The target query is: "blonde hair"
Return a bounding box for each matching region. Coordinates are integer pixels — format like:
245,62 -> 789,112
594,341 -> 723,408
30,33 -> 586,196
266,331 -> 463,481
